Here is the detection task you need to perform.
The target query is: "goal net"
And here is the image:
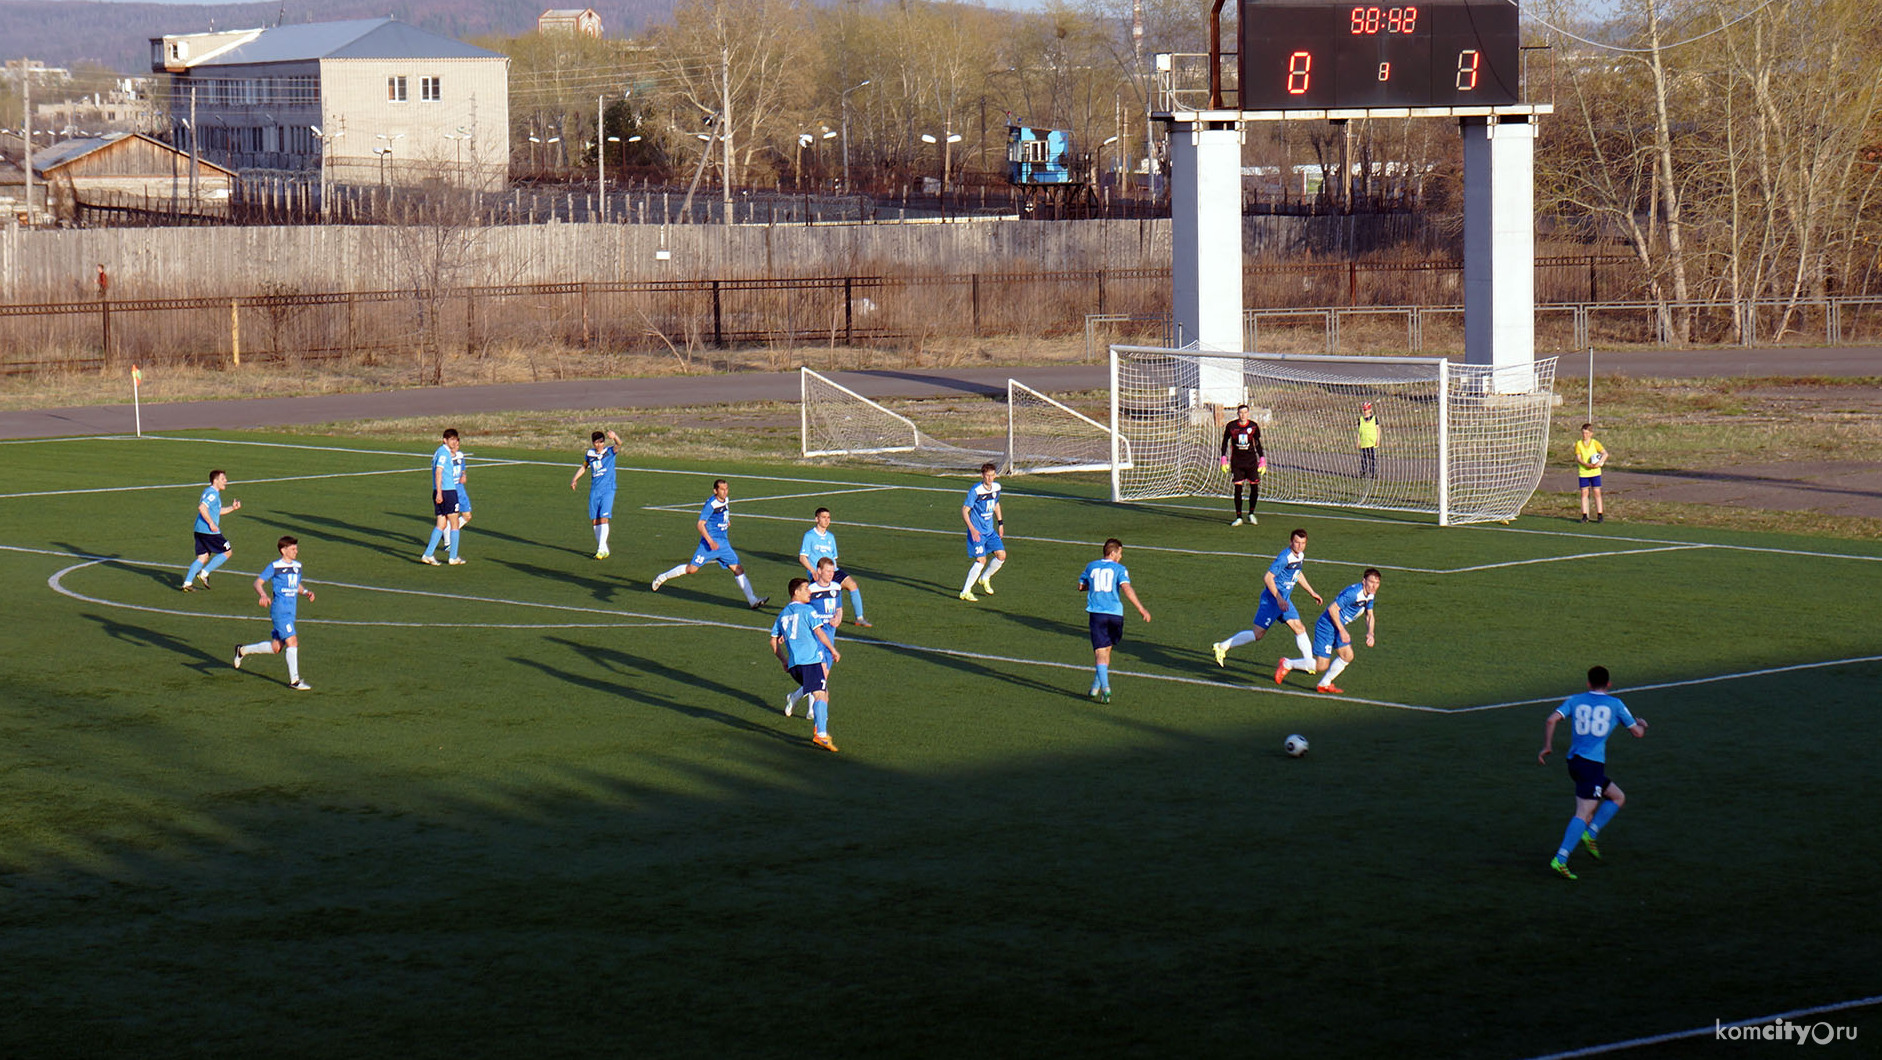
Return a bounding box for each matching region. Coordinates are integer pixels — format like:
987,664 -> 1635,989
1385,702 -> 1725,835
800,368 -> 1134,475
1109,346 -> 1557,525
1006,380 -> 1133,475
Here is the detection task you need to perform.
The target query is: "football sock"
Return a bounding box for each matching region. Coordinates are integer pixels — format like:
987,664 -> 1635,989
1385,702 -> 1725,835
1225,630 -> 1259,649
184,557 -> 207,584
734,572 -> 760,604
424,527 -> 443,556
1286,656 -> 1315,672
1589,800 -> 1621,836
285,647 -> 300,683
849,588 -> 865,620
1320,656 -> 1350,686
240,640 -> 274,656
983,557 -> 1005,580
786,686 -> 803,710
1293,630 -> 1315,662
448,529 -> 460,560
962,560 -> 987,594
203,552 -> 230,576
597,523 -> 611,551
657,563 -> 689,582
812,696 -> 828,735
1556,817 -> 1587,861
1095,663 -> 1109,691
1233,485 -> 1245,514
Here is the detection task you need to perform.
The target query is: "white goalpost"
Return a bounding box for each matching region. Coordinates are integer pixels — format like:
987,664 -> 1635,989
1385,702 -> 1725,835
1108,346 -> 1558,525
1005,380 -> 1133,475
800,367 -> 1135,475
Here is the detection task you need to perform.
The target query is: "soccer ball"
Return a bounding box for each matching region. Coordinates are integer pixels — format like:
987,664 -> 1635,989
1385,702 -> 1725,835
1589,451 -> 1606,467
1284,734 -> 1309,757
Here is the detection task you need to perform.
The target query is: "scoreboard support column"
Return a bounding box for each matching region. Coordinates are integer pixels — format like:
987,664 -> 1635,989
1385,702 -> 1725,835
1169,119 -> 1247,405
1462,114 -> 1538,392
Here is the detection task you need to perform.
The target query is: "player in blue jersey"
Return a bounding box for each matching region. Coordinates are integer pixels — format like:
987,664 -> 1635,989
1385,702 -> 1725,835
569,428 -> 622,559
420,428 -> 466,566
649,478 -> 768,608
1210,528 -> 1323,675
1294,568 -> 1380,694
771,577 -> 841,752
959,462 -> 1007,602
797,506 -> 870,626
233,535 -> 316,690
788,558 -> 846,717
1538,665 -> 1649,879
454,459 -> 472,527
181,469 -> 242,592
1078,538 -> 1152,703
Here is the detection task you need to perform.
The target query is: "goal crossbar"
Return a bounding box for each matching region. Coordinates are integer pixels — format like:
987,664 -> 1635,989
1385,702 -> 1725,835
1006,379 -> 1134,475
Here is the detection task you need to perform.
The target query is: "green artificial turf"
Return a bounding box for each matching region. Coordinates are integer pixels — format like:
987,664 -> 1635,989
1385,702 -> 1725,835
0,431 -> 1876,1058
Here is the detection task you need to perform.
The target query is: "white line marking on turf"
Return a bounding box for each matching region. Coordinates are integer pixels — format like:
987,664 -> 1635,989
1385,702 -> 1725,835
45,558 -> 728,631
1453,654 -> 1882,713
1518,993 -> 1882,1059
1440,543 -> 1712,573
29,544 -> 1882,714
0,466 -> 425,500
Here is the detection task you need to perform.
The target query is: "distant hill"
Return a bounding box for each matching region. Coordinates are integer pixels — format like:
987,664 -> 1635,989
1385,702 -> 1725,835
0,0 -> 673,75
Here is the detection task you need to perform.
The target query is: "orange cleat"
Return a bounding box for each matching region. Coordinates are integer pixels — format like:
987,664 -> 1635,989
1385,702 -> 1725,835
1274,658 -> 1290,685
1315,684 -> 1344,695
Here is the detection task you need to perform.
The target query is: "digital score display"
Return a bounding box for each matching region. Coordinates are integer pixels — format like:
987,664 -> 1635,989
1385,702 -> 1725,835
1238,1 -> 1521,111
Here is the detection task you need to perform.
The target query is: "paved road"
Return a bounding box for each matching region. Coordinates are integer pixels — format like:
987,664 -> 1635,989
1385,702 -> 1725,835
1,348 -> 1877,441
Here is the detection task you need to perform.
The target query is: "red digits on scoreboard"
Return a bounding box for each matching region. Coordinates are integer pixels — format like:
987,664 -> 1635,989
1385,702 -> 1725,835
1455,48 -> 1481,90
1288,50 -> 1312,95
1350,7 -> 1417,34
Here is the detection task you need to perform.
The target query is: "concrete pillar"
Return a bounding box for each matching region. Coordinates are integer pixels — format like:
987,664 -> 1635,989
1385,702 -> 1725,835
1169,119 -> 1244,405
1462,116 -> 1536,392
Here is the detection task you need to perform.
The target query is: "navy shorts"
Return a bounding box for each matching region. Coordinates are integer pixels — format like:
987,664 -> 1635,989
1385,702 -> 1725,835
1229,460 -> 1262,485
831,566 -> 851,584
1579,474 -> 1602,489
1567,755 -> 1610,800
790,662 -> 828,695
1088,613 -> 1124,649
435,490 -> 460,517
193,532 -> 231,556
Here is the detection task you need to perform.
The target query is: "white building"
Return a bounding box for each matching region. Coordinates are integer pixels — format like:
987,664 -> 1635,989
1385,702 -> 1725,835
150,17 -> 510,190
538,9 -> 604,37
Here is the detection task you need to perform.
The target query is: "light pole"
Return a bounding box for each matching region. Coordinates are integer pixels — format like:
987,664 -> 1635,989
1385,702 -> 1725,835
311,124 -> 342,222
840,79 -> 870,193
444,127 -> 471,181
1097,134 -> 1119,191
373,132 -> 403,191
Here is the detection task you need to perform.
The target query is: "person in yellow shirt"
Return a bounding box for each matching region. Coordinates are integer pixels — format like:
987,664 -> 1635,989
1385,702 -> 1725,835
1356,402 -> 1380,479
1574,423 -> 1607,523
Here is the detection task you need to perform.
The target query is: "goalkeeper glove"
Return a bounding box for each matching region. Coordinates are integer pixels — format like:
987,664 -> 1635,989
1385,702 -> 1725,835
1219,456 -> 1230,469
1257,456 -> 1268,473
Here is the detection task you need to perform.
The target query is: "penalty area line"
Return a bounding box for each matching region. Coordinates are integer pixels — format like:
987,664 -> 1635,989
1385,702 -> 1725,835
1453,653 -> 1882,713
1517,993 -> 1882,1059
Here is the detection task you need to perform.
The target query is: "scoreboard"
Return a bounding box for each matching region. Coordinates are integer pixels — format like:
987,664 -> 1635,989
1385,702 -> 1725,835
1238,1 -> 1521,111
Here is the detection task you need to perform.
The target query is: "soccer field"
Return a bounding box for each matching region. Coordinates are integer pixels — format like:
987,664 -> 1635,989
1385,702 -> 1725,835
1,430 -> 1877,1058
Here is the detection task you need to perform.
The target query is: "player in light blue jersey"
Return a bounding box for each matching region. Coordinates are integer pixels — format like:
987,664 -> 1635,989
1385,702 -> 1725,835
788,558 -> 846,717
650,478 -> 767,608
420,428 -> 466,566
1210,528 -> 1323,676
770,577 -> 841,752
1295,569 -> 1380,694
1538,665 -> 1649,879
1078,538 -> 1152,703
234,535 -> 316,690
798,506 -> 870,626
181,469 -> 242,592
959,462 -> 1007,602
569,428 -> 622,559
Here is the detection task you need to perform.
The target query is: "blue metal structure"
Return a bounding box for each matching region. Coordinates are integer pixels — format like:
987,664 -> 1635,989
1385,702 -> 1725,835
1006,126 -> 1077,185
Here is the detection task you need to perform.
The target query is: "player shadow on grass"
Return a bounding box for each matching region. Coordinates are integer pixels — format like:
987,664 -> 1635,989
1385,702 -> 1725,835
56,545 -> 183,592
521,638 -> 796,738
242,511 -> 415,563
860,637 -> 1083,699
491,558 -> 625,602
80,612 -> 231,674
976,610 -> 1219,674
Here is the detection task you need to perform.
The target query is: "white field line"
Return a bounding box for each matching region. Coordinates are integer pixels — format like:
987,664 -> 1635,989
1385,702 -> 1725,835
1450,654 -> 1882,714
0,465 -> 427,500
1440,543 -> 1713,573
1517,993 -> 1882,1060
23,543 -> 1881,714
33,434 -> 1882,566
